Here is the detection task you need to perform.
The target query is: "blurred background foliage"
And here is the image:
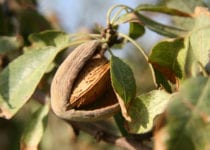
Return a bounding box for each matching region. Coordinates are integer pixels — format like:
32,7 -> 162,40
0,0 -> 209,149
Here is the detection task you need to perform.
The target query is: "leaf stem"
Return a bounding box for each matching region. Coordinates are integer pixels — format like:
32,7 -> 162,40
106,4 -> 133,25
118,32 -> 157,87
118,32 -> 148,61
110,7 -> 128,24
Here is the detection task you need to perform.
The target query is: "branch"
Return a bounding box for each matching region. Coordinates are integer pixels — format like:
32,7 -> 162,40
32,86 -> 152,149
67,121 -> 152,150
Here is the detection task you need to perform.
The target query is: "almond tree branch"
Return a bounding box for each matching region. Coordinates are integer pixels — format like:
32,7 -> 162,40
68,121 -> 152,150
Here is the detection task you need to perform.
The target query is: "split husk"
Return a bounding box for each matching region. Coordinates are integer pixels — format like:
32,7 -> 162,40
50,40 -> 119,121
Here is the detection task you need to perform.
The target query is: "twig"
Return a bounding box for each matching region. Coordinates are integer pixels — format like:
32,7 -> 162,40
31,90 -> 49,104
68,121 -> 152,150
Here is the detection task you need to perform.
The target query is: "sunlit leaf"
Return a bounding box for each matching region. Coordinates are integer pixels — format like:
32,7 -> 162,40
127,90 -> 171,134
21,103 -> 49,150
135,4 -> 191,17
110,56 -> 136,121
114,12 -> 187,37
161,0 -> 206,30
149,8 -> 210,82
149,38 -> 185,83
165,77 -> 210,150
0,46 -> 57,119
136,13 -> 187,37
113,12 -> 140,25
26,30 -> 69,51
163,0 -> 205,13
0,36 -> 23,54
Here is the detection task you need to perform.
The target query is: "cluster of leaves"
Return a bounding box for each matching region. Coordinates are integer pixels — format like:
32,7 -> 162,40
0,0 -> 210,149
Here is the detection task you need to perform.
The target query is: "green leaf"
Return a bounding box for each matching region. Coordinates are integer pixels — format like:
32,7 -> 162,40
113,12 -> 140,25
188,10 -> 210,74
110,56 -> 136,105
149,10 -> 210,80
0,46 -> 57,119
129,22 -> 145,39
136,13 -> 187,37
26,30 -> 69,51
153,69 -> 172,93
114,112 -> 129,136
149,38 -> 185,82
135,4 -> 191,17
127,90 -> 171,134
114,12 -> 187,37
0,36 -> 23,54
163,0 -> 205,13
160,0 -> 205,30
21,103 -> 49,150
166,77 -> 210,150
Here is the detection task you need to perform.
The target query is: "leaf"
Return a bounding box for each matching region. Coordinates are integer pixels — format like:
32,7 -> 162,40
110,56 -> 136,104
153,69 -> 172,93
21,103 -> 49,150
26,30 -> 69,51
0,36 -> 23,54
114,112 -> 129,136
135,4 -> 191,17
160,0 -> 206,30
129,22 -> 145,39
189,7 -> 210,74
0,46 -> 57,119
164,0 -> 205,13
127,90 -> 171,134
114,12 -> 187,37
149,9 -> 210,81
17,9 -> 52,39
165,77 -> 210,150
113,12 -> 140,25
136,13 -> 187,37
149,38 -> 185,83
110,56 -> 136,121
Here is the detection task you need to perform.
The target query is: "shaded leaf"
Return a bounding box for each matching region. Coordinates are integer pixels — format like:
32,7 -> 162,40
135,4 -> 191,17
129,22 -> 145,39
110,56 -> 136,104
153,69 -> 172,93
165,77 -> 210,150
0,46 -> 57,119
127,90 -> 170,134
17,9 -> 52,39
21,103 -> 49,150
0,36 -> 23,54
114,112 -> 129,136
110,56 -> 136,121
